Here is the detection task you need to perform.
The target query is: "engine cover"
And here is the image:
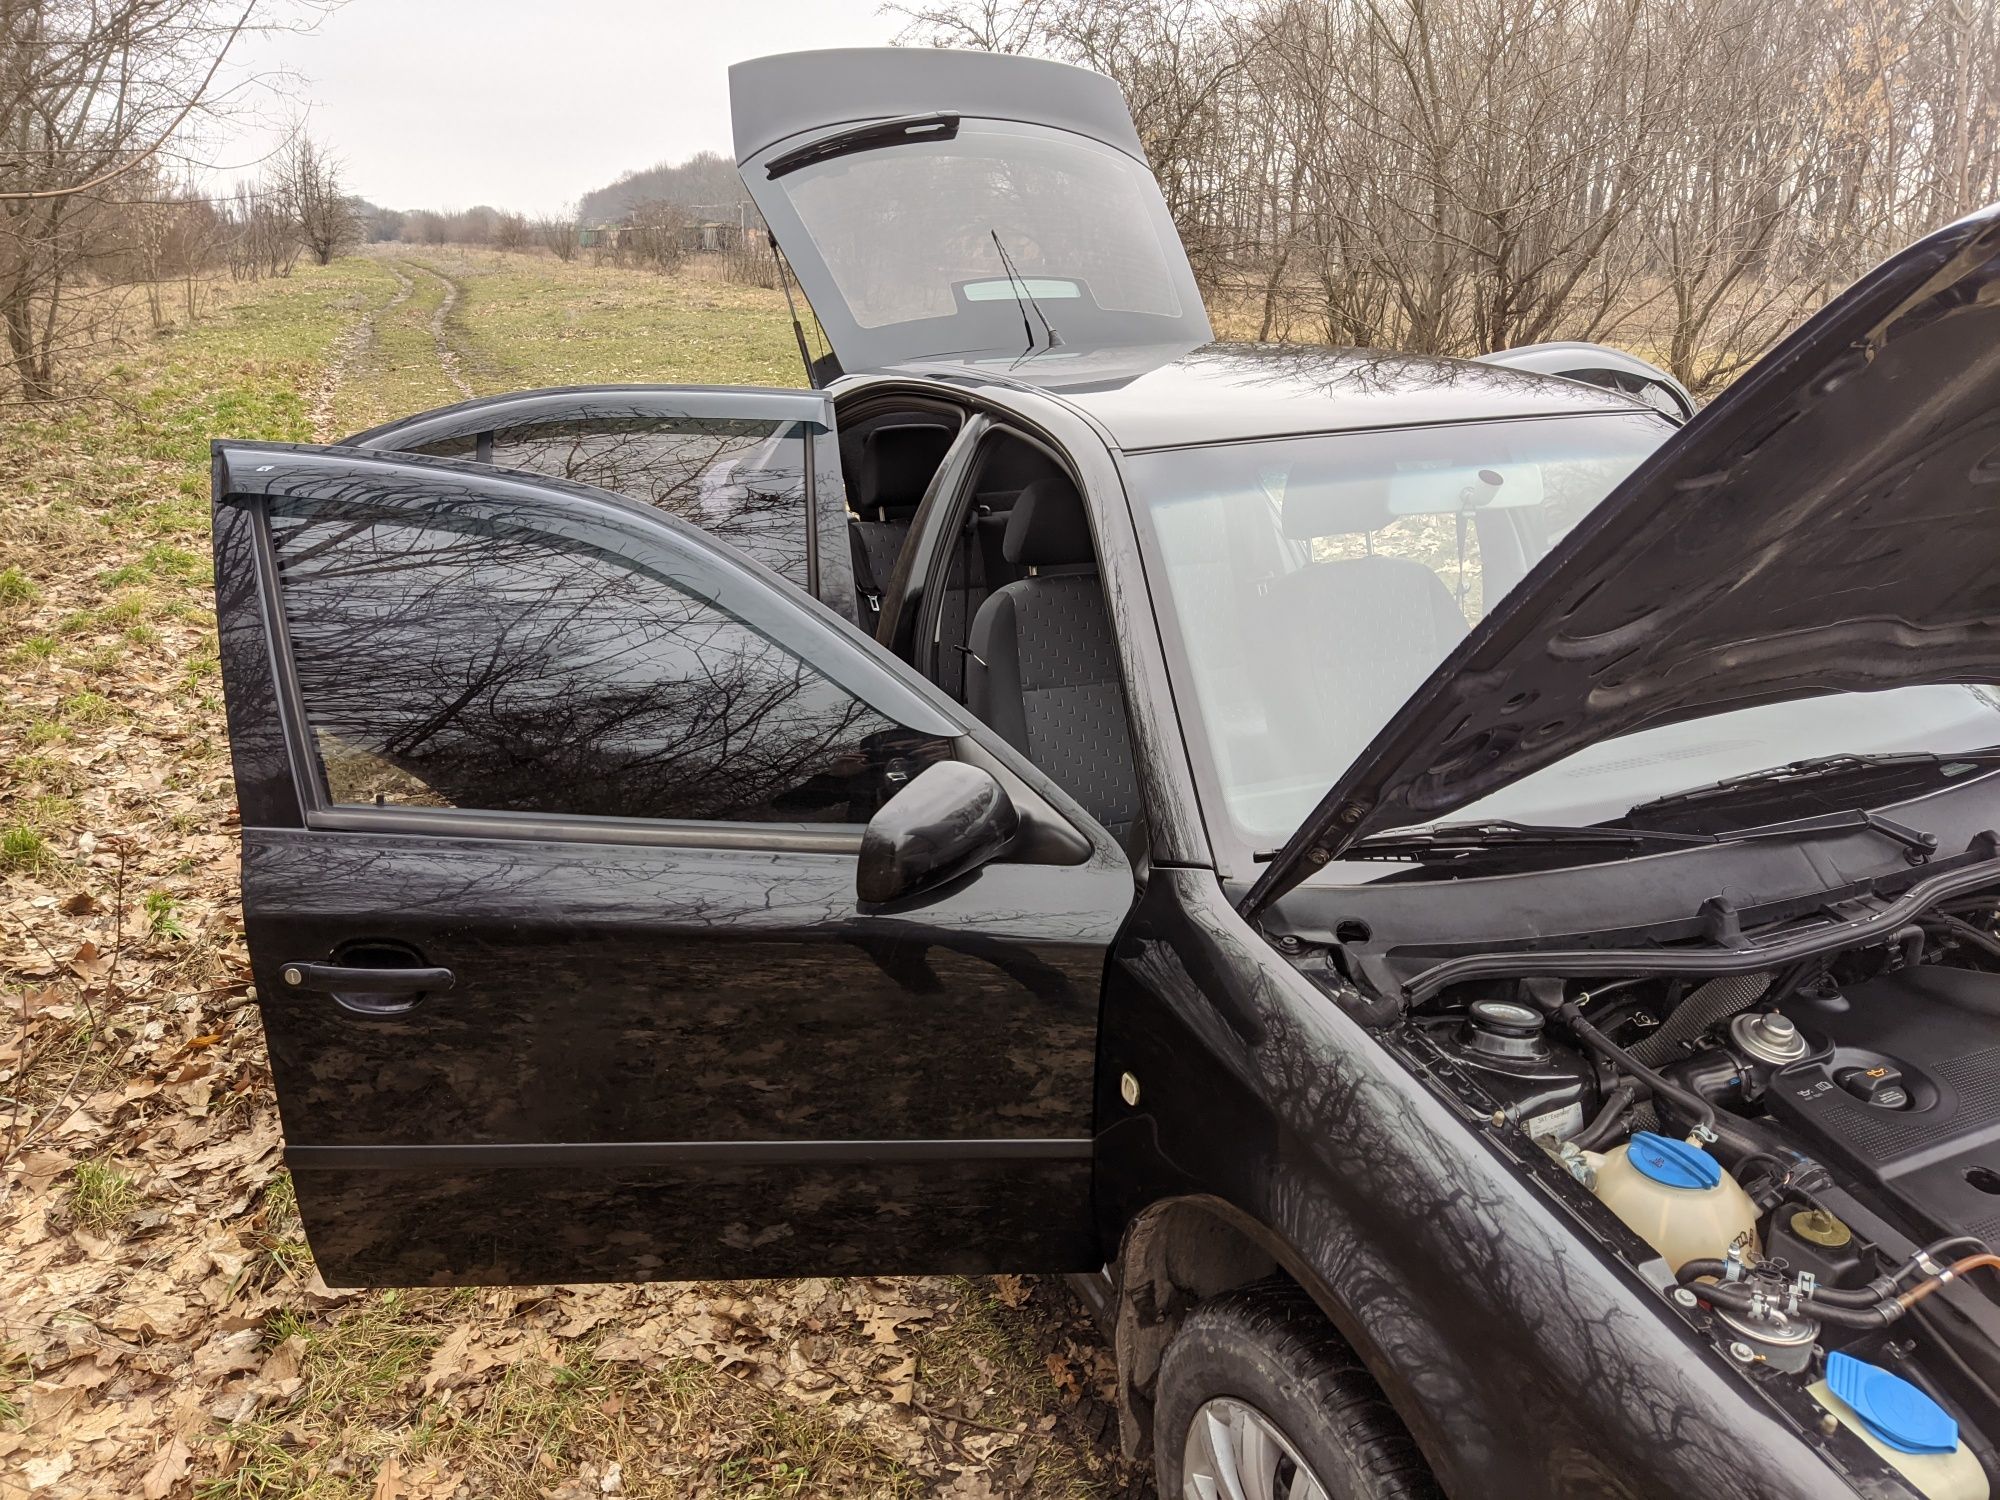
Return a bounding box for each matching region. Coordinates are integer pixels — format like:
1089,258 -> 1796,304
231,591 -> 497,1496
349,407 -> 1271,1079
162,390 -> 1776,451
1766,966 -> 2000,1247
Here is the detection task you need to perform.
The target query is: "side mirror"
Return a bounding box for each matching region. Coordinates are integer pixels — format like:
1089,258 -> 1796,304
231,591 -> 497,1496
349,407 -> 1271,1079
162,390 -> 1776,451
857,761 -> 1019,905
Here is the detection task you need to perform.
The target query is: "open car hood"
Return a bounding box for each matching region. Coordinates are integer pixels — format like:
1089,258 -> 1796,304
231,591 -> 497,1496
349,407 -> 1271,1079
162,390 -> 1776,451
1243,201 -> 2000,918
729,48 -> 1211,375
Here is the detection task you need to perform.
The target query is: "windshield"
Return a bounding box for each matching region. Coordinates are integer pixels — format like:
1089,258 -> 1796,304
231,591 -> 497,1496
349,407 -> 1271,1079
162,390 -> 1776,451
1128,413 -> 2000,862
771,118 -> 1209,363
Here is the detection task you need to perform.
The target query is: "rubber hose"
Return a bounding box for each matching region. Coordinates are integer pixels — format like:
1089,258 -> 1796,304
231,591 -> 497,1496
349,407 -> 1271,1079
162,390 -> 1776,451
1674,1259 -> 1893,1308
1568,1080 -> 1639,1151
1690,1278 -> 1901,1329
1553,998 -> 1718,1138
1926,913 -> 2000,966
1550,993 -> 1822,1177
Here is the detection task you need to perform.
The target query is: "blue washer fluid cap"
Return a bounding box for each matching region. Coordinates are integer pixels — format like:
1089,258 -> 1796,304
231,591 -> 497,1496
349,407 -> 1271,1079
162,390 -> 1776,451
1827,1351 -> 1959,1455
1625,1131 -> 1722,1190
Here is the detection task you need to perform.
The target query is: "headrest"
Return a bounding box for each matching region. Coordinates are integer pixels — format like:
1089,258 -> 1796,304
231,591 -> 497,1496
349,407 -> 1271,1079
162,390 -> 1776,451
1003,480 -> 1094,566
860,423 -> 954,510
1280,478 -> 1395,539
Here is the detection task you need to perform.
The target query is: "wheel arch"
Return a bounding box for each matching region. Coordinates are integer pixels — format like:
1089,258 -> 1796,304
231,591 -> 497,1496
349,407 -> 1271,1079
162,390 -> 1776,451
1110,1193 -> 1414,1467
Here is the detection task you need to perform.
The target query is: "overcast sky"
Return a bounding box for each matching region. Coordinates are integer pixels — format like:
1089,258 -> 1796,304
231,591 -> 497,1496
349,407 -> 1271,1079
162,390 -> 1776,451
217,0 -> 905,216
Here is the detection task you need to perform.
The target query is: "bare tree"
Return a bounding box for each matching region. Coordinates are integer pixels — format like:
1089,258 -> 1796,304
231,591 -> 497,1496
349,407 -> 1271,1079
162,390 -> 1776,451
274,133 -> 359,266
222,179 -> 300,280
536,213 -> 579,263
0,0 -> 276,400
895,0 -> 2000,392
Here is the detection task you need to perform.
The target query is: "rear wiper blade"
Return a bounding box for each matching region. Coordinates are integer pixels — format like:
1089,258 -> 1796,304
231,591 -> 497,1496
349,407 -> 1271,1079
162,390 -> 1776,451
1327,818 -> 1718,863
1628,749 -> 2000,817
766,113 -> 960,179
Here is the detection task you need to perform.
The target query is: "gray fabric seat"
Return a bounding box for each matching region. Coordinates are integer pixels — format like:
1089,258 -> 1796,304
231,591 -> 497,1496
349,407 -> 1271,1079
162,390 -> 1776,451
931,505 -> 1010,702
966,481 -> 1141,843
848,422 -> 954,619
1259,482 -> 1471,775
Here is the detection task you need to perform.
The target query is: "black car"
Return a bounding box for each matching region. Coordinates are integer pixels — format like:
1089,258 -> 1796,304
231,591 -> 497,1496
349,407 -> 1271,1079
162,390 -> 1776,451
213,45 -> 2000,1500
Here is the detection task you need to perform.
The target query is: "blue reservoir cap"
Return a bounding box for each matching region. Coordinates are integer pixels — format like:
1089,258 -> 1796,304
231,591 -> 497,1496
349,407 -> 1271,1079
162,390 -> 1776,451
1625,1131 -> 1722,1190
1827,1351 -> 1959,1455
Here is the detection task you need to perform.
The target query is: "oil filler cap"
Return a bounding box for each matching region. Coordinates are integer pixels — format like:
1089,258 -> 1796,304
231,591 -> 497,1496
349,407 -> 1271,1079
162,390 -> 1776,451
1626,1132 -> 1721,1190
1826,1351 -> 1959,1455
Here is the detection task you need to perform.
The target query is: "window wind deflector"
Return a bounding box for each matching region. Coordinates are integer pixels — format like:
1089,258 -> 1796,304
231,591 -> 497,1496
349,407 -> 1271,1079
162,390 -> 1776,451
766,113 -> 961,180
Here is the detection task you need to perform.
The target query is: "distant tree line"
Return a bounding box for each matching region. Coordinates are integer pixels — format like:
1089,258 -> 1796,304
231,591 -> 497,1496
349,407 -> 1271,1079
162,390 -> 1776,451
575,151 -> 741,225
894,0 -> 2000,391
389,185 -> 774,286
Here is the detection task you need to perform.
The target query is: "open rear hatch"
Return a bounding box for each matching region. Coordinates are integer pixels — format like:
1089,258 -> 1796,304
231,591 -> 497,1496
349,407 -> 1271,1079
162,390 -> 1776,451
729,47 -> 1211,376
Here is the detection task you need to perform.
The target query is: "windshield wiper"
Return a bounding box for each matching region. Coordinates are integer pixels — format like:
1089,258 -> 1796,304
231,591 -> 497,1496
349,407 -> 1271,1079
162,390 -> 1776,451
1628,750 -> 2000,817
990,228 -> 1063,356
1324,819 -> 1719,864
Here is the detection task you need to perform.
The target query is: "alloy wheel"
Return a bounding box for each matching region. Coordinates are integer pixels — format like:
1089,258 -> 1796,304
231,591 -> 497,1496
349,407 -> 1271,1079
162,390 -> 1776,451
1181,1394 -> 1332,1500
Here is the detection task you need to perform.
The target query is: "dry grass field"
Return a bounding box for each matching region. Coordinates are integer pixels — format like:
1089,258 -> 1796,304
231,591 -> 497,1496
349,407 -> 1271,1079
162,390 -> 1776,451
0,250 -> 1141,1500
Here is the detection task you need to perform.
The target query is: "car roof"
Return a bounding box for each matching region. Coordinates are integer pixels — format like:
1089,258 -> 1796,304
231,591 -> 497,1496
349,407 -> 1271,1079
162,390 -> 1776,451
886,340 -> 1651,450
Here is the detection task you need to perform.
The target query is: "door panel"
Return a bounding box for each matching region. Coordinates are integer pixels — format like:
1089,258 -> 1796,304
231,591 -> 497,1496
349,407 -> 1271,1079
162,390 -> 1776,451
247,829 -> 1120,1282
214,441 -> 1132,1286
345,385 -> 856,621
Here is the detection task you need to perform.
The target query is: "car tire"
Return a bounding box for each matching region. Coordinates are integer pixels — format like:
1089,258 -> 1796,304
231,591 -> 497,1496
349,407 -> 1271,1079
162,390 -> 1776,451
1154,1276 -> 1440,1500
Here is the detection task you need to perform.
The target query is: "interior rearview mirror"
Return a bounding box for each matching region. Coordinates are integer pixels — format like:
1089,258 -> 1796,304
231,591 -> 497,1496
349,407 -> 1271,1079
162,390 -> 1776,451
858,761 -> 1020,905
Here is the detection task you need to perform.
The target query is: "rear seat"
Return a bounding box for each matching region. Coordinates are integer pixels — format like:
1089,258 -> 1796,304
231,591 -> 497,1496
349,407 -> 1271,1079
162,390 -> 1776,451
848,423 -> 954,622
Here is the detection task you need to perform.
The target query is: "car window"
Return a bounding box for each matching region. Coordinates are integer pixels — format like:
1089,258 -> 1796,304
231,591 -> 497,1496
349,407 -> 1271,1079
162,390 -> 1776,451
406,415 -> 815,587
268,493 -> 950,825
1128,412 -> 1670,849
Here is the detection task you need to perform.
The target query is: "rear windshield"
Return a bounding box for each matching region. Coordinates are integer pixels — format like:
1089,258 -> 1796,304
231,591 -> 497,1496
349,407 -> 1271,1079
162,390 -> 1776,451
773,118 -> 1206,358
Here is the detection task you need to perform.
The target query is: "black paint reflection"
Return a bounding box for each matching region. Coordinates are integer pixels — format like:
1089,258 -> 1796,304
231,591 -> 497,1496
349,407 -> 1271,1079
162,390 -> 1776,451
248,831 -> 1121,1146
269,492 -> 945,823
301,1159 -> 1097,1286
414,415 -> 814,586
244,828 -> 1133,1283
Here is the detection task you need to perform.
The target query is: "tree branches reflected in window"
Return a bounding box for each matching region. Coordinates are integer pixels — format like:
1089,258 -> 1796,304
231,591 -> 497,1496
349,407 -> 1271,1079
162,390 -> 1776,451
410,416 -> 813,586
271,493 -> 945,824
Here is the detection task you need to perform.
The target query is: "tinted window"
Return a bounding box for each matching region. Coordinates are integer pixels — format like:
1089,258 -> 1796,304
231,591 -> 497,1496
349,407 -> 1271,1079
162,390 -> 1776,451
270,494 -> 947,825
773,119 -> 1206,358
410,416 -> 813,585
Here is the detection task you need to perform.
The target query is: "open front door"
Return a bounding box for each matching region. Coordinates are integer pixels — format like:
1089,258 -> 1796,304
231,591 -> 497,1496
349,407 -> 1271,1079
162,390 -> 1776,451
347,384 -> 860,624
214,440 -> 1133,1286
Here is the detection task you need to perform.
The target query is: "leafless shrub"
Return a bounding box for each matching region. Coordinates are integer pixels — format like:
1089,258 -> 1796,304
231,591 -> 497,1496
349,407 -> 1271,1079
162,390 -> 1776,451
536,214 -> 579,263
222,180 -> 299,281
626,198 -> 688,272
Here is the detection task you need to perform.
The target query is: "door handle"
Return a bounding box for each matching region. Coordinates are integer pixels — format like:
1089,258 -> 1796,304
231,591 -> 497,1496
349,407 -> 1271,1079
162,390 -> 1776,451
279,961 -> 454,1017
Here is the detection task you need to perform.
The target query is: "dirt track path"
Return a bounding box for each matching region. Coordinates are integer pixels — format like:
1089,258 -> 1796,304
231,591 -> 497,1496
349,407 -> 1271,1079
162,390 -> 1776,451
307,259 -> 414,440
412,258 -> 475,400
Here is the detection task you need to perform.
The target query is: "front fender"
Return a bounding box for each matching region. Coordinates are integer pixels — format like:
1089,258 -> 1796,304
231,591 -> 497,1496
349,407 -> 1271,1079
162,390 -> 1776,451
1094,869 -> 1893,1499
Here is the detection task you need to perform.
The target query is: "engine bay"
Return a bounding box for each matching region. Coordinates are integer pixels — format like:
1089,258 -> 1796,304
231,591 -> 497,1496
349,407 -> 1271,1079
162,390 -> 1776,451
1394,891 -> 2000,1497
